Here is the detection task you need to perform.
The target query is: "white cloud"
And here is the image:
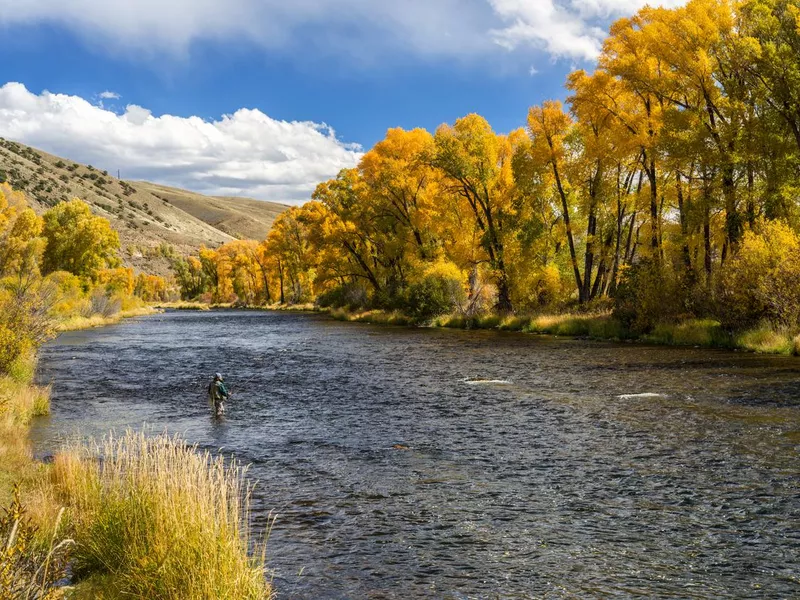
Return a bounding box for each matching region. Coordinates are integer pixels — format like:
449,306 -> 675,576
489,0 -> 688,60
0,82 -> 362,203
0,0 -> 686,63
98,90 -> 121,100
0,0 -> 496,62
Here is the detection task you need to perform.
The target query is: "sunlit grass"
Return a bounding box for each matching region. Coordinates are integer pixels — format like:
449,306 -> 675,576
430,311 -> 625,338
430,314 -> 469,328
0,485 -> 73,598
645,319 -> 732,348
265,302 -> 318,312
735,325 -> 796,355
332,307 -> 800,356
330,308 -> 415,326
522,312 -> 625,339
57,306 -> 158,332
0,366 -> 51,509
153,301 -> 211,311
497,315 -> 530,331
52,430 -> 271,599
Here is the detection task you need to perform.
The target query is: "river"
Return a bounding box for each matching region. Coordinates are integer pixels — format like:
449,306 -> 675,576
31,310 -> 800,599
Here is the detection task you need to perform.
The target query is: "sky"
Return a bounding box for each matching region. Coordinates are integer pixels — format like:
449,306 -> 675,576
0,0 -> 684,204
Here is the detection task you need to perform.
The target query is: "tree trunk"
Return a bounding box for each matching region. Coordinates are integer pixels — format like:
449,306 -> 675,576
644,153 -> 660,257
676,172 -> 693,275
552,162 -> 584,301
278,259 -> 285,304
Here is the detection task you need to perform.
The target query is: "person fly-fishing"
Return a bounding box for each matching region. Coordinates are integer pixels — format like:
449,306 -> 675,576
208,373 -> 230,417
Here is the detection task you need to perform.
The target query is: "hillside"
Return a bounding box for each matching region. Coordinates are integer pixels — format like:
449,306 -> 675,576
134,181 -> 287,242
0,138 -> 289,275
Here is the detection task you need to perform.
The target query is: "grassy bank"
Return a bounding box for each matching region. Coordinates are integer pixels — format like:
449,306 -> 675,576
331,308 -> 800,356
0,363 -> 51,508
152,300 -> 211,311
57,306 -> 160,332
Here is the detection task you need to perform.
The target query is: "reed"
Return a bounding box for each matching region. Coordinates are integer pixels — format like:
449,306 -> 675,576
0,379 -> 50,428
52,431 -> 271,599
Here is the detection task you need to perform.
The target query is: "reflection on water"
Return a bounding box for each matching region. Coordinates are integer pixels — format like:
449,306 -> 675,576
31,311 -> 800,599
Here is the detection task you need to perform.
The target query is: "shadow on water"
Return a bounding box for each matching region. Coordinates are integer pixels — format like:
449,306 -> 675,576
30,310 -> 800,599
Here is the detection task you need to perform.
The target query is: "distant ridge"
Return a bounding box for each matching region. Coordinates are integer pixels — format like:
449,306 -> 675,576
0,138 -> 289,275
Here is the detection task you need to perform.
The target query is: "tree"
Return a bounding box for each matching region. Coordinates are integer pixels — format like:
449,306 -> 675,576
359,128 -> 442,261
42,199 -> 120,280
432,114 -> 525,312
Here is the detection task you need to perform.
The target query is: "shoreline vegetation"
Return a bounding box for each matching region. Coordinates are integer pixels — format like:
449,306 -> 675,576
327,307 -> 800,356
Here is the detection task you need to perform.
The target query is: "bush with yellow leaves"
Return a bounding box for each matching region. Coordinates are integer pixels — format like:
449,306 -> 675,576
718,220 -> 800,330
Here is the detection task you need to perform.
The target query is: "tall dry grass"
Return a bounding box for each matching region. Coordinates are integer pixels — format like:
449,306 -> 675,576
56,306 -> 158,332
0,373 -> 51,508
51,431 -> 271,599
0,485 -> 73,600
0,378 -> 50,429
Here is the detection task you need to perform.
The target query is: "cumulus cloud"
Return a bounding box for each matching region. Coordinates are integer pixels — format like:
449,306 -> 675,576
98,90 -> 121,100
0,82 -> 362,203
489,0 -> 688,60
0,0 -> 685,63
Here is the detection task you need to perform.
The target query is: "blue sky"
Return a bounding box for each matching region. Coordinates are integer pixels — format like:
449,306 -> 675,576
0,0 -> 682,203
0,23 -> 568,145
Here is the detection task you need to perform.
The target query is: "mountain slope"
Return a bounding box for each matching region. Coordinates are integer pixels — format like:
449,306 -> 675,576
134,181 -> 288,242
0,138 -> 289,275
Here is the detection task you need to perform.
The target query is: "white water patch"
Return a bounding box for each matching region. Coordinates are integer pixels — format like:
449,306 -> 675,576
617,392 -> 666,399
463,378 -> 513,386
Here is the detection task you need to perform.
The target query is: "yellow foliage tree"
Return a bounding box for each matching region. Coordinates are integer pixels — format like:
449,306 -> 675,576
42,199 -> 120,280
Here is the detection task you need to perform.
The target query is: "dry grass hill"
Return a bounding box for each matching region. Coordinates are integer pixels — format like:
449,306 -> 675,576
134,181 -> 286,242
0,138 -> 289,275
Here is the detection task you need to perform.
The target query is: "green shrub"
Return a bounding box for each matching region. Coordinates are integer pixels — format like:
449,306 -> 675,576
316,283 -> 368,310
614,259 -> 686,334
405,272 -> 465,321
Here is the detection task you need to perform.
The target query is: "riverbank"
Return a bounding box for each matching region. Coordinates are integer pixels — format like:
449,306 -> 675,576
0,364 -> 50,507
1,313 -> 272,599
56,305 -> 161,332
329,308 -> 800,356
155,301 -> 320,313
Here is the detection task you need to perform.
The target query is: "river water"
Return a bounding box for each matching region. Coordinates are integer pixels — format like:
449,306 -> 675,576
31,310 -> 800,599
